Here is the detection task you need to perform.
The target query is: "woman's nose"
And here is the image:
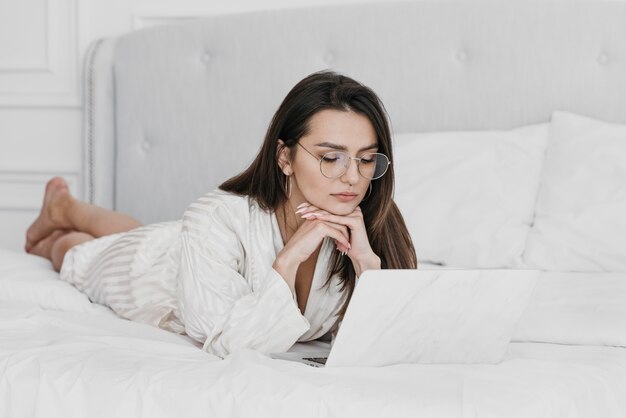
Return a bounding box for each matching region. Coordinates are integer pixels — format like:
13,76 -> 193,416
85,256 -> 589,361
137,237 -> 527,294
341,158 -> 360,184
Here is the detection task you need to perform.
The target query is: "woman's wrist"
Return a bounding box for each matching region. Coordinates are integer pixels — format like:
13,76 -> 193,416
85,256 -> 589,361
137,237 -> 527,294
353,254 -> 381,277
272,252 -> 299,295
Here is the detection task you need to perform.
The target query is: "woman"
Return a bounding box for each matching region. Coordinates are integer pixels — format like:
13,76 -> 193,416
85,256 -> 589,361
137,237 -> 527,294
25,70 -> 417,358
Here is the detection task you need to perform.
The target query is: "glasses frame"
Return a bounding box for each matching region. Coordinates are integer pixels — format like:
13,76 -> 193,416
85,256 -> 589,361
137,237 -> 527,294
295,142 -> 391,180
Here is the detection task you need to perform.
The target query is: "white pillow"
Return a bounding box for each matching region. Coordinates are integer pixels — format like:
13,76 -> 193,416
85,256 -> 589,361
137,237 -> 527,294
0,248 -> 113,314
524,111 -> 626,271
513,272 -> 626,347
394,123 -> 548,268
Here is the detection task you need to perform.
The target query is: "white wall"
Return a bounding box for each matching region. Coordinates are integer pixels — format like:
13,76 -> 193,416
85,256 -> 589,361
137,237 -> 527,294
0,0 -> 622,251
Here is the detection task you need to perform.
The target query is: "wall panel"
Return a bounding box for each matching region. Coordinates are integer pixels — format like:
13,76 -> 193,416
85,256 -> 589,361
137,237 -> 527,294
0,0 -> 79,107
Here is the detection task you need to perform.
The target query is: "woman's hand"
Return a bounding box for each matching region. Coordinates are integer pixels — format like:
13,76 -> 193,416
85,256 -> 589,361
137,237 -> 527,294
296,203 -> 381,277
272,204 -> 352,293
280,206 -> 352,265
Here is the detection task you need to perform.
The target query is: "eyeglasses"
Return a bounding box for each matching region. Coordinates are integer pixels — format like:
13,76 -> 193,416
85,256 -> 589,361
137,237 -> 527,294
296,142 -> 391,180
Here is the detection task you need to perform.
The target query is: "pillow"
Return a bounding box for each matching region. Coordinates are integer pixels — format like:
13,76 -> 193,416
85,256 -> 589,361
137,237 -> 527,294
513,271 -> 626,347
524,111 -> 626,271
0,248 -> 113,314
393,123 -> 548,268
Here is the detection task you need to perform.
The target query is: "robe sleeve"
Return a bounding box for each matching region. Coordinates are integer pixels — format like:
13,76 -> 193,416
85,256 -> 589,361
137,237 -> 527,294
177,193 -> 310,358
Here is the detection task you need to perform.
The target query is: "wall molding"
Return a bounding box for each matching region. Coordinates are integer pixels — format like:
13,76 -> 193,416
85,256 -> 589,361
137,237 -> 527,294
0,170 -> 79,210
131,14 -> 200,31
0,0 -> 80,107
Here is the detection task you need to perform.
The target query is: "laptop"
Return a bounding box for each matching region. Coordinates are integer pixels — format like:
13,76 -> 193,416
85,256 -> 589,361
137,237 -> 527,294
271,269 -> 538,367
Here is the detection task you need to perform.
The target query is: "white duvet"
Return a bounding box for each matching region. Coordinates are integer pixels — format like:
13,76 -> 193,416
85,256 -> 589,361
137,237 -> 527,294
2,249 -> 626,418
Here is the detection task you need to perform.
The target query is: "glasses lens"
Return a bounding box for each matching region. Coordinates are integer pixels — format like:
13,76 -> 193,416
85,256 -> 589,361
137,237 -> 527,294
359,153 -> 389,179
319,152 -> 390,179
320,152 -> 349,178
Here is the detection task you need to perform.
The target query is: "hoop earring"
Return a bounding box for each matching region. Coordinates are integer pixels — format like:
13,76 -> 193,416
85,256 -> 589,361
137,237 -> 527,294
285,175 -> 292,199
361,183 -> 373,202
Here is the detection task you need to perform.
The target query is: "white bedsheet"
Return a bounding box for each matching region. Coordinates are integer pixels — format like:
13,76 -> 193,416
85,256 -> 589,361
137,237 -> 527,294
1,250 -> 626,417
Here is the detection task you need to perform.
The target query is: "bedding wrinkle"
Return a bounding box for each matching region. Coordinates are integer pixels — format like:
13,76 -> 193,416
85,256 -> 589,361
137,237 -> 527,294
59,190 -> 345,356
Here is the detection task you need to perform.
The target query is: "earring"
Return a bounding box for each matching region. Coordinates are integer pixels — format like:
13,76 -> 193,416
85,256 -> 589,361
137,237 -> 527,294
361,183 -> 373,202
285,175 -> 292,198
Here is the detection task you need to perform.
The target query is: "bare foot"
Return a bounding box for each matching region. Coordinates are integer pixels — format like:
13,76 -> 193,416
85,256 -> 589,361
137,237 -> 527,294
29,229 -> 71,261
25,177 -> 73,253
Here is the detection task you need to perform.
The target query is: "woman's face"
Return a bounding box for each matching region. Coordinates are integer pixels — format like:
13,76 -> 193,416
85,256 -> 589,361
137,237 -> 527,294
281,109 -> 378,216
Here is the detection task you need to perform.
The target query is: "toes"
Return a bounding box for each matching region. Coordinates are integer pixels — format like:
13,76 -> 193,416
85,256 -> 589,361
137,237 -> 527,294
47,176 -> 69,192
28,238 -> 46,258
25,232 -> 32,252
25,227 -> 40,253
43,177 -> 71,209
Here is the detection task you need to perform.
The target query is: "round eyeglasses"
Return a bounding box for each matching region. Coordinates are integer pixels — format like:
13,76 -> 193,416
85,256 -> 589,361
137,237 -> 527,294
296,142 -> 391,180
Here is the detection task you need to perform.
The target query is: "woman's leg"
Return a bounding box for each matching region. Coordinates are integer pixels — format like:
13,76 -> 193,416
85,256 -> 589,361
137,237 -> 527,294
50,232 -> 95,272
29,229 -> 95,272
25,177 -> 142,252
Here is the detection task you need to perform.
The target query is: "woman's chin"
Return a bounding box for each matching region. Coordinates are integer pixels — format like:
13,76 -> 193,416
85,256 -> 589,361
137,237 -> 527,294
322,201 -> 361,216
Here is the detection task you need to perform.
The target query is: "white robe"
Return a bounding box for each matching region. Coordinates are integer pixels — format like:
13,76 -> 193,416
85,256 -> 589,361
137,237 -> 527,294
60,190 -> 347,358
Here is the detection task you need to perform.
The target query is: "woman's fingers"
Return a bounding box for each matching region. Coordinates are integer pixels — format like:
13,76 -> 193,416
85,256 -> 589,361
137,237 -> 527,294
306,207 -> 375,260
297,206 -> 352,250
295,202 -> 312,211
334,240 -> 350,254
315,220 -> 350,246
295,204 -> 317,216
294,203 -> 358,253
312,221 -> 351,250
299,207 -> 330,219
299,210 -> 349,241
305,211 -> 360,230
296,202 -> 310,210
298,220 -> 351,249
321,221 -> 351,246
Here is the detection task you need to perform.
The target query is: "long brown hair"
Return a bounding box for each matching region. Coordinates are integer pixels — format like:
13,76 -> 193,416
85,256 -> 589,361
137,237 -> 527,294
220,70 -> 417,319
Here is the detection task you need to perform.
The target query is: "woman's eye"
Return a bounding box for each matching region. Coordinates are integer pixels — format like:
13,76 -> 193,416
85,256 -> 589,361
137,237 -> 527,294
361,158 -> 375,164
322,154 -> 341,162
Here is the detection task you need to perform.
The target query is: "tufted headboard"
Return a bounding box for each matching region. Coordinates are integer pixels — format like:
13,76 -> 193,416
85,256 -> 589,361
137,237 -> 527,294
84,1 -> 626,224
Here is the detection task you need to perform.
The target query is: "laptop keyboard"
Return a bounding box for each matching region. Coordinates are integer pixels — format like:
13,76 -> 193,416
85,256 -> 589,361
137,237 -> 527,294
303,357 -> 327,365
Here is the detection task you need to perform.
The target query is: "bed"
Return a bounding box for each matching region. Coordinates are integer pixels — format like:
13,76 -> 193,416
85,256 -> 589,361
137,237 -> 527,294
3,1 -> 626,417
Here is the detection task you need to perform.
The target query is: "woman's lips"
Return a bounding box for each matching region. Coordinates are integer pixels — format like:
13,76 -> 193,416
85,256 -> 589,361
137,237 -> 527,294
332,193 -> 358,202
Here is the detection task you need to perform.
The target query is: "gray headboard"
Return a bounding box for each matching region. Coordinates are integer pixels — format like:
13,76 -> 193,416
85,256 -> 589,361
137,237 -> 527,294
84,1 -> 626,224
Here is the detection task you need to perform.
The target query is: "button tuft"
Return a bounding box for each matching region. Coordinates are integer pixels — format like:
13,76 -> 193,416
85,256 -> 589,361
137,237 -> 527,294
597,53 -> 608,65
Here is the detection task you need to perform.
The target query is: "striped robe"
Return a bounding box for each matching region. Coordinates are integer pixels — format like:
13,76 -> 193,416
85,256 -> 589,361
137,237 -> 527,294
60,190 -> 346,357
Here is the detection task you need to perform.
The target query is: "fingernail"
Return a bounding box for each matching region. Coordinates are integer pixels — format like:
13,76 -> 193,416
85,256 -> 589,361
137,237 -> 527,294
301,213 -> 315,219
297,202 -> 310,209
